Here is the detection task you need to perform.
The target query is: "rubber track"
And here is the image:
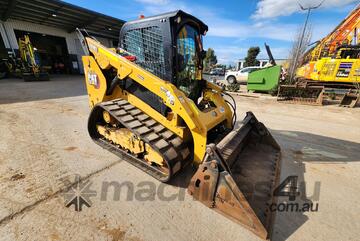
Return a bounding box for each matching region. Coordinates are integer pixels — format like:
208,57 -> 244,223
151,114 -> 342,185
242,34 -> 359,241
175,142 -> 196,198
88,99 -> 191,182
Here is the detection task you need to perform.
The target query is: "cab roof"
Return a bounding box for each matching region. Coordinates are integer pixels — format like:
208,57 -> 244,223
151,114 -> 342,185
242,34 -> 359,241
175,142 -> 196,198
122,10 -> 208,35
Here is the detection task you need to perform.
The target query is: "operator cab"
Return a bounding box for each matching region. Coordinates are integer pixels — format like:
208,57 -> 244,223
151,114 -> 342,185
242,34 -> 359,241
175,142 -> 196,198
119,10 -> 208,115
335,45 -> 360,59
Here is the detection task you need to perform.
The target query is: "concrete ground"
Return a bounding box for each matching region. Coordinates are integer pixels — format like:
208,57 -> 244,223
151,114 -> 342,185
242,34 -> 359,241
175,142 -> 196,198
0,75 -> 359,241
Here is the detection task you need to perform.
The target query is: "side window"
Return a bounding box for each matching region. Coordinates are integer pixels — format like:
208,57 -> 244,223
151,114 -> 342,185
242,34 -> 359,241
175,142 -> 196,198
176,24 -> 200,99
122,26 -> 166,79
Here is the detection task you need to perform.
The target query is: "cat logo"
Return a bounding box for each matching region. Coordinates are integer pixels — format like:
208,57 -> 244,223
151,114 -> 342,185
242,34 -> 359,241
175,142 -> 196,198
87,70 -> 100,89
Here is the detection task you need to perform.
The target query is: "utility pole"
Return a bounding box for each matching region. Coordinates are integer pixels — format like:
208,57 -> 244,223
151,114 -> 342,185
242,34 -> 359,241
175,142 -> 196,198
289,0 -> 325,83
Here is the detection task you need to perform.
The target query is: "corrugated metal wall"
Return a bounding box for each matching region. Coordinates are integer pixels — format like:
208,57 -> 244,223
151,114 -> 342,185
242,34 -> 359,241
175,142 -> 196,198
0,19 -> 114,74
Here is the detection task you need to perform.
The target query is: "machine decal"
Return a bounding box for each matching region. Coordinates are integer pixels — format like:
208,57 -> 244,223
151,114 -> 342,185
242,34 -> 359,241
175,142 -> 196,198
354,68 -> 360,77
137,74 -> 144,80
178,96 -> 185,103
87,70 -> 99,89
88,43 -> 98,53
336,62 -> 353,78
161,86 -> 175,105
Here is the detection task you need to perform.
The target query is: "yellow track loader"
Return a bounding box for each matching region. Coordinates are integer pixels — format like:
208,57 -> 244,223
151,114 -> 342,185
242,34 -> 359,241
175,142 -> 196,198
78,11 -> 281,240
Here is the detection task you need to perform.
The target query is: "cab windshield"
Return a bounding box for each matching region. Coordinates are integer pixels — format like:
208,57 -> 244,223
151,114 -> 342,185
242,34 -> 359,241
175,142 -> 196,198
176,24 -> 202,99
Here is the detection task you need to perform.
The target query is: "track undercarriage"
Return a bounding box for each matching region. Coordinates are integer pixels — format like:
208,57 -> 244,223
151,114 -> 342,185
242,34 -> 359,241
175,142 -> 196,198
88,98 -> 192,182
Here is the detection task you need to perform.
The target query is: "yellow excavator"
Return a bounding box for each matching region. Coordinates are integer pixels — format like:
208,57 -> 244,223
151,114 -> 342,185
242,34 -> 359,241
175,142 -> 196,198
18,35 -> 49,81
278,4 -> 360,107
78,11 -> 281,240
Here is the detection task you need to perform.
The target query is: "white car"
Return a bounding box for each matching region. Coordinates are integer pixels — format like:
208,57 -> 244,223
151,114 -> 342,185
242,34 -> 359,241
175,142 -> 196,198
225,66 -> 262,84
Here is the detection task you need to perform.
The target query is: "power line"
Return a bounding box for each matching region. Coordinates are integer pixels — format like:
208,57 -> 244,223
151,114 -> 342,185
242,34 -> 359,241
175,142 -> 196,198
289,0 -> 325,82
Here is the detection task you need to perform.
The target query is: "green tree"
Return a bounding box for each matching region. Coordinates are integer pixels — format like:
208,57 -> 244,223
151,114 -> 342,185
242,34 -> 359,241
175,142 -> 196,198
204,48 -> 217,71
227,64 -> 234,70
244,47 -> 260,67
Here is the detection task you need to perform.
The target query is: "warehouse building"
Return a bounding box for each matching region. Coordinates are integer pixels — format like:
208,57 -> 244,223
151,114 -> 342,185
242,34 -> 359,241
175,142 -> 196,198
0,0 -> 124,74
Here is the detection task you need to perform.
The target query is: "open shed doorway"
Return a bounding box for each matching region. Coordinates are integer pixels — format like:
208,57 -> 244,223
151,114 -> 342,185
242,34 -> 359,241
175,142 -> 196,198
0,35 -> 7,59
14,30 -> 76,74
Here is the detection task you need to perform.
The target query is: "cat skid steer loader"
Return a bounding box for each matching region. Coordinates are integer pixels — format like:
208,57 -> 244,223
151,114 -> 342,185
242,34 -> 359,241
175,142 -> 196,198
79,11 -> 281,240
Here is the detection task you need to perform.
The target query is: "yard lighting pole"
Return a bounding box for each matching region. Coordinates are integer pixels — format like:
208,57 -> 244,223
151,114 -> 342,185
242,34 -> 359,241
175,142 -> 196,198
289,0 -> 325,83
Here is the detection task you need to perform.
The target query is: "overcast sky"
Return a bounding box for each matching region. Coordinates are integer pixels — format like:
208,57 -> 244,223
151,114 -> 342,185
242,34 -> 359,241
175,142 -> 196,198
64,0 -> 359,64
